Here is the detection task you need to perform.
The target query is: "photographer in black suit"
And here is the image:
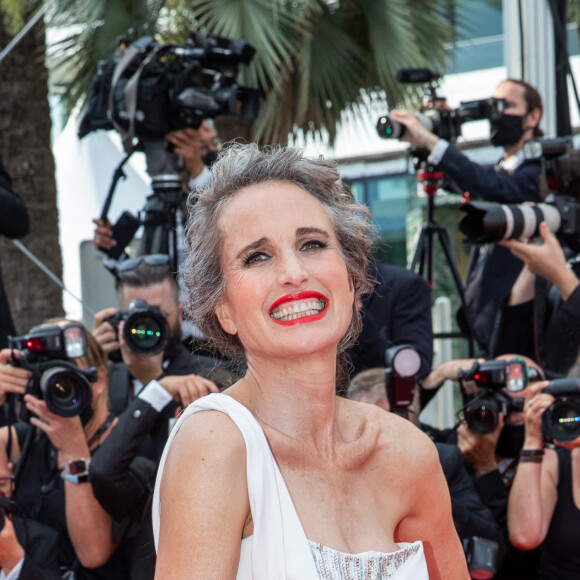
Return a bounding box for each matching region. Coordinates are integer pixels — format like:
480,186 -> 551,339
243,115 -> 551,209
0,441 -> 60,580
0,153 -> 29,350
390,79 -> 544,354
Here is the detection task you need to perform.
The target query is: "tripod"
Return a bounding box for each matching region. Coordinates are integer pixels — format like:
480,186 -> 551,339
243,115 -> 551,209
409,153 -> 474,355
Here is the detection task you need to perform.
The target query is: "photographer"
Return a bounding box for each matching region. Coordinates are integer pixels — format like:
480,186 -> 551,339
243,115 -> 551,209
92,254 -> 235,455
495,221 -> 580,377
0,153 -> 29,350
0,441 -> 60,580
93,121 -> 220,255
390,79 -> 544,353
507,380 -> 580,578
421,354 -> 545,578
0,320 -> 128,578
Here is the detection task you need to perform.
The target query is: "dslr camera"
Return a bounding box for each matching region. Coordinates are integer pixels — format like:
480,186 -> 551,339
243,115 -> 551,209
8,323 -> 96,419
459,137 -> 580,251
376,68 -> 507,144
106,299 -> 167,355
457,359 -> 536,434
541,378 -> 580,443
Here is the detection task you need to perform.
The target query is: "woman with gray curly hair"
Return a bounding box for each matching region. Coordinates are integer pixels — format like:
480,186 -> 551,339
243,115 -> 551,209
152,143 -> 467,579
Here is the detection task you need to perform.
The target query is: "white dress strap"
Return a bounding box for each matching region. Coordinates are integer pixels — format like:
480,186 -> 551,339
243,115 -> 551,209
152,392 -> 319,580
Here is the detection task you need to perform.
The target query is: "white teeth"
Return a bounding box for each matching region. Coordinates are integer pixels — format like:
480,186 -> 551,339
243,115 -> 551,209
271,299 -> 326,321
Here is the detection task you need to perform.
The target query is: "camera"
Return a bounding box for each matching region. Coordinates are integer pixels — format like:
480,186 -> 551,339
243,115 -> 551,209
541,378 -> 580,443
78,32 -> 260,142
458,137 -> 580,250
458,359 -> 533,434
8,323 -> 96,419
376,67 -> 506,144
106,299 -> 167,355
377,98 -> 506,144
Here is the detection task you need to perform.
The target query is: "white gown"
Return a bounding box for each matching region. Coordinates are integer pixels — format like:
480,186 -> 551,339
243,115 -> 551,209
152,393 -> 429,579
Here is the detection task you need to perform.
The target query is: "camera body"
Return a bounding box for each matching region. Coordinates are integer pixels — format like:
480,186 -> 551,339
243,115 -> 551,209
78,32 -> 260,141
8,323 -> 96,419
377,97 -> 506,144
541,378 -> 580,443
458,359 -> 530,434
106,299 -> 167,355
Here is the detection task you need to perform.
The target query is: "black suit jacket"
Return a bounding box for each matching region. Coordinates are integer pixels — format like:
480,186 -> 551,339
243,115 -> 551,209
12,515 -> 61,580
349,260 -> 433,378
436,145 -> 543,352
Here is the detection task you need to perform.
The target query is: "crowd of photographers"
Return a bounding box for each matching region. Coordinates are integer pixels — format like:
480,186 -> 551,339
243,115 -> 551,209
0,75 -> 579,579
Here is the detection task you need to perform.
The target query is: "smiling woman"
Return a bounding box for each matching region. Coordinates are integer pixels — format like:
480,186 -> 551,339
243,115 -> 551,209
152,144 -> 469,580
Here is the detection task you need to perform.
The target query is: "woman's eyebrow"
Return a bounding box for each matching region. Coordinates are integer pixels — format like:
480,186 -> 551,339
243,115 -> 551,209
235,237 -> 268,260
295,227 -> 330,238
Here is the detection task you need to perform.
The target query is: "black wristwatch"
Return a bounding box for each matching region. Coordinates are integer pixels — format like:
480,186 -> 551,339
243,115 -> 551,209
61,458 -> 91,484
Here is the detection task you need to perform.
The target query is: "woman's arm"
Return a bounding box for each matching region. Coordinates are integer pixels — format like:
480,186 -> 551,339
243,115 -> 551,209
394,427 -> 469,579
507,382 -> 558,550
155,410 -> 250,579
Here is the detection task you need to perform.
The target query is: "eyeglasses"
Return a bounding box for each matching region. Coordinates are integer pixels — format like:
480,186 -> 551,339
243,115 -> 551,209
0,477 -> 15,494
108,254 -> 170,279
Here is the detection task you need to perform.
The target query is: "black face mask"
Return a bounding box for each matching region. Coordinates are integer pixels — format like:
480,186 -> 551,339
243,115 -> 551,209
495,424 -> 525,458
490,113 -> 525,147
202,150 -> 219,168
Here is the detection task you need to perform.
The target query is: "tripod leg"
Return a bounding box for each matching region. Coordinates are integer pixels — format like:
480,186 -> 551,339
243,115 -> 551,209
409,227 -> 428,277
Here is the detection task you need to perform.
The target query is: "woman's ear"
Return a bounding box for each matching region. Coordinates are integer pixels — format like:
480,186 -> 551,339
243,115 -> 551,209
215,302 -> 238,336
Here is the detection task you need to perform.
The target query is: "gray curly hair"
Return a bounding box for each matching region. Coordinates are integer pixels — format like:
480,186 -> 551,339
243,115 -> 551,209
181,143 -> 376,365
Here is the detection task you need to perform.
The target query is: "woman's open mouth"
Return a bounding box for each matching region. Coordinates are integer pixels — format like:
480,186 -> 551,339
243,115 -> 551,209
269,292 -> 329,325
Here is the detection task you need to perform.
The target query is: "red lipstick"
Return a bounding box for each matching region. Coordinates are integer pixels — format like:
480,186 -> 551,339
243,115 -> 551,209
269,291 -> 329,326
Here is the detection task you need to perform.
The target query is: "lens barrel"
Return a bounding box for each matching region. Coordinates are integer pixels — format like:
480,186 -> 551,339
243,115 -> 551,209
464,397 -> 500,435
543,397 -> 580,443
123,310 -> 167,354
40,367 -> 93,418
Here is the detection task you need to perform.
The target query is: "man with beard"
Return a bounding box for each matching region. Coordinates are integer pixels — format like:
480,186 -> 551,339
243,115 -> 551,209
92,254 -> 234,454
390,80 -> 544,355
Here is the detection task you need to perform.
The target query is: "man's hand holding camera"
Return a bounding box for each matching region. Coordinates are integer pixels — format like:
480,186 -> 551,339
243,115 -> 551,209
388,109 -> 440,151
0,350 -> 30,406
93,308 -> 121,354
501,221 -> 580,301
457,414 -> 504,477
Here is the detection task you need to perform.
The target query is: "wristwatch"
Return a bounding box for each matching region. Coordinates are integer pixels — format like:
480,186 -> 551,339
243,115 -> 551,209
61,458 -> 91,484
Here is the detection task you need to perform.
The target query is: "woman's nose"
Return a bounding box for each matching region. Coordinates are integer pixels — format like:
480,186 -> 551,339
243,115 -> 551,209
277,251 -> 308,287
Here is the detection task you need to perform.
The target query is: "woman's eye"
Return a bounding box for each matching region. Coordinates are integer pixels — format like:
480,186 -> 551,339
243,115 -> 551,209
301,240 -> 326,252
244,252 -> 269,266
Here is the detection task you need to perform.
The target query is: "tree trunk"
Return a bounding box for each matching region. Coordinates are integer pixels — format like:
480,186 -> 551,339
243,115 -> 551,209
0,9 -> 64,335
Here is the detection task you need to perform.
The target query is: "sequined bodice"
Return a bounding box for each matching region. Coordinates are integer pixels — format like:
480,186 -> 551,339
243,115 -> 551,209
308,540 -> 424,579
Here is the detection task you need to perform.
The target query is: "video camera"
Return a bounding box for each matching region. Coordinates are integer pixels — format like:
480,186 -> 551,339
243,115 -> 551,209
106,299 -> 167,355
78,32 -> 260,145
376,68 -> 507,144
541,378 -> 580,443
457,358 -> 537,434
8,323 -> 96,419
459,137 -> 580,251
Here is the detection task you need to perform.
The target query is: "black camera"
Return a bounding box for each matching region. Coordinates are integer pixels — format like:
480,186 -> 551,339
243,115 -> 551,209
106,299 -> 167,355
377,98 -> 506,144
376,67 -> 506,144
458,359 -> 533,434
8,324 -> 96,419
541,378 -> 580,443
458,137 -> 580,250
78,32 -> 260,142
